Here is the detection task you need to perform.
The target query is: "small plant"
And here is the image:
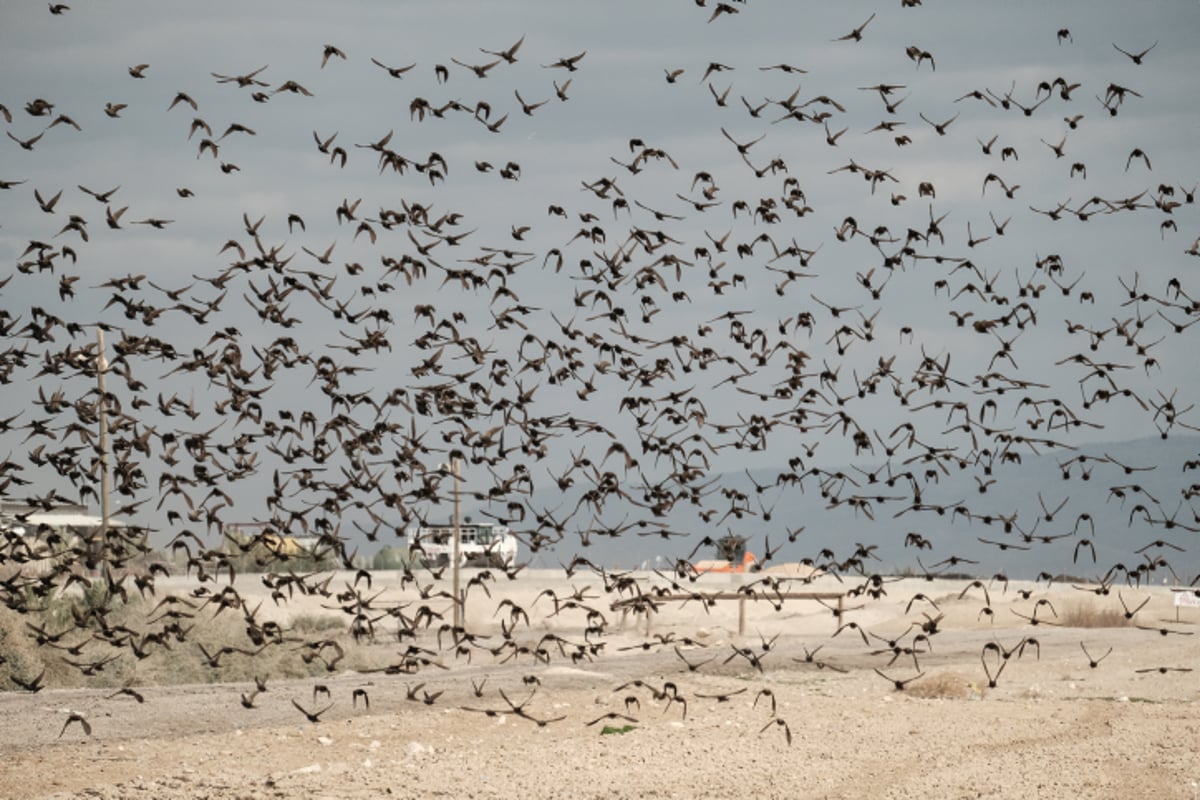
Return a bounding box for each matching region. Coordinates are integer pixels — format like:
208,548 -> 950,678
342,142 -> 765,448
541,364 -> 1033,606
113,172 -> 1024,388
1090,696 -> 1161,704
1059,602 -> 1130,628
371,546 -> 413,571
905,671 -> 984,700
291,613 -> 345,633
600,724 -> 637,735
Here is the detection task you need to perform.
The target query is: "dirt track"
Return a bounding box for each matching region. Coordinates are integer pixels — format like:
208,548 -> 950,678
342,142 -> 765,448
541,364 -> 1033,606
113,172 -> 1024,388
3,572 -> 1199,799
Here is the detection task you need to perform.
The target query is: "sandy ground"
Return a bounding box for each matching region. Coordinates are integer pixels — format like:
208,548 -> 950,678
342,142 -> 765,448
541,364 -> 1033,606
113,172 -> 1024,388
2,570 -> 1198,799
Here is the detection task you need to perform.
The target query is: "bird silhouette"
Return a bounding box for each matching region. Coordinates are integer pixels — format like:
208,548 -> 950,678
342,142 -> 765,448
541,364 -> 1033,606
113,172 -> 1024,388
291,698 -> 335,723
0,3 -> 1196,763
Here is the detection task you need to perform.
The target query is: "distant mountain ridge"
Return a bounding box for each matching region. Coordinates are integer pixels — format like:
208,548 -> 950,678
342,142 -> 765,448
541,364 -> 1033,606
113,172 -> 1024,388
485,435 -> 1200,581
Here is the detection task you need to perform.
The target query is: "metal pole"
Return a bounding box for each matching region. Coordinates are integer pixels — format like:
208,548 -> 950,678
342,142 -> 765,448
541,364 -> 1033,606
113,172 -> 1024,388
96,331 -> 112,549
451,457 -> 462,628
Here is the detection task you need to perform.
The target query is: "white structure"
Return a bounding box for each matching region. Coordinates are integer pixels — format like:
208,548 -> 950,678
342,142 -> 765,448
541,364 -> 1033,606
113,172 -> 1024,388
405,521 -> 518,567
1,501 -> 125,535
0,501 -> 127,578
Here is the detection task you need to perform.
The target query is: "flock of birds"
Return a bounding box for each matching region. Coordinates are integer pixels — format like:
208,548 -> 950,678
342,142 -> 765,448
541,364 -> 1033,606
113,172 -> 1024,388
1,1 -> 1199,742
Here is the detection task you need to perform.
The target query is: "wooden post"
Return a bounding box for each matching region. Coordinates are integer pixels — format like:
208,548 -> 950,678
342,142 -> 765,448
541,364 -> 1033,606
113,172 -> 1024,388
738,594 -> 746,636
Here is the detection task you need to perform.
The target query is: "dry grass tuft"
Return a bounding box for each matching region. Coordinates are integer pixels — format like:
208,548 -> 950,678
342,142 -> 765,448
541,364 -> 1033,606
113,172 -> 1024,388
1059,601 -> 1130,628
290,613 -> 346,634
1,589 -> 396,691
0,605 -> 55,691
905,670 -> 985,700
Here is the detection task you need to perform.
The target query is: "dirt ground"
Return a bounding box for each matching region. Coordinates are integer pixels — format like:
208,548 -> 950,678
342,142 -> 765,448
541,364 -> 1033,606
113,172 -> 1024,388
2,571 -> 1198,799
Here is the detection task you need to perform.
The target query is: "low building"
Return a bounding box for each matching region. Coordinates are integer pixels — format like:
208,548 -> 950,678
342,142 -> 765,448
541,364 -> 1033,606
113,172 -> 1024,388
0,500 -> 127,577
405,520 -> 518,567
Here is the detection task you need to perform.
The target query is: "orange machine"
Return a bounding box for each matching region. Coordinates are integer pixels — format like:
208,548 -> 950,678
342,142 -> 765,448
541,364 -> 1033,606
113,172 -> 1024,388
693,551 -> 757,573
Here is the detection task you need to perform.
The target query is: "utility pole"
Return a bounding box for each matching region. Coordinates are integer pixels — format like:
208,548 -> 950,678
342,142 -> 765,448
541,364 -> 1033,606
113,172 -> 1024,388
449,457 -> 463,628
96,330 -> 112,552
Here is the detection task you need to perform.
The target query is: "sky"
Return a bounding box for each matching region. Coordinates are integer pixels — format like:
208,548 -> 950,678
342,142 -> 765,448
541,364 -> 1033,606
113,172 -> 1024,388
1,0 -> 1199,573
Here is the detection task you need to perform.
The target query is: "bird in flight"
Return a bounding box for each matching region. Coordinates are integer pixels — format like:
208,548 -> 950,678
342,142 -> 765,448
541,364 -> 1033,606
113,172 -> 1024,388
1113,41 -> 1157,64
833,13 -> 876,42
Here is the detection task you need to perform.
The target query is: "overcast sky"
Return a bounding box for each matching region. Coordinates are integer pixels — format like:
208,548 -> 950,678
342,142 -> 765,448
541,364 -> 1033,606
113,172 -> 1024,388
2,1 -> 1198,568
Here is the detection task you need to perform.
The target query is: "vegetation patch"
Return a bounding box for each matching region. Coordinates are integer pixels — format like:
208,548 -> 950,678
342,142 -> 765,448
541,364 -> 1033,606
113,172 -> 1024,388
1,580 -> 393,691
1059,602 -> 1130,629
905,671 -> 985,700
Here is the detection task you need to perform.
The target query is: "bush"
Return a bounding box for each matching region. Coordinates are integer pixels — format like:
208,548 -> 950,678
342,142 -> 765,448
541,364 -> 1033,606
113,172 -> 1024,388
1,583 -> 394,691
1059,601 -> 1130,628
291,613 -> 345,634
372,546 -> 412,571
0,605 -> 48,691
905,671 -> 986,700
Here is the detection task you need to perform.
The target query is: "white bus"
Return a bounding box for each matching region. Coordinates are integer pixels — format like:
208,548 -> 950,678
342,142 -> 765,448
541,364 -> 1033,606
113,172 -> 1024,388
405,521 -> 518,568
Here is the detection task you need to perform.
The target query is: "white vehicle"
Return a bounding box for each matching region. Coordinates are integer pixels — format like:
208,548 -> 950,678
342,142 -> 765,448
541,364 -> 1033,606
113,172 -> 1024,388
405,521 -> 518,567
